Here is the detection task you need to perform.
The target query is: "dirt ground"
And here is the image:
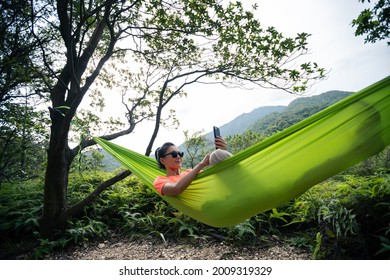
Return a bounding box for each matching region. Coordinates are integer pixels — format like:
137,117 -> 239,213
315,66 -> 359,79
45,236 -> 311,260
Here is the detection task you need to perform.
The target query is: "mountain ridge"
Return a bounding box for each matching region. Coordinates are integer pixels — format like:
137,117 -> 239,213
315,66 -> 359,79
200,90 -> 352,143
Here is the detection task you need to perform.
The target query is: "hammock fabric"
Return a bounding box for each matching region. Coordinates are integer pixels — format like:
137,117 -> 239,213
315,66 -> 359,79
95,76 -> 390,228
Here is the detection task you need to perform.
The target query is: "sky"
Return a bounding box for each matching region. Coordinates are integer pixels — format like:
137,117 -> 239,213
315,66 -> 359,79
111,0 -> 390,154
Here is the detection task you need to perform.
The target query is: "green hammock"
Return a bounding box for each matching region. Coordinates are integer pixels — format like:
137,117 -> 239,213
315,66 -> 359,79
95,76 -> 390,228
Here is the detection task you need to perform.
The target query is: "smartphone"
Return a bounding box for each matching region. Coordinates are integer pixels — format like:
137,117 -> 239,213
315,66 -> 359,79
213,126 -> 221,149
213,126 -> 221,138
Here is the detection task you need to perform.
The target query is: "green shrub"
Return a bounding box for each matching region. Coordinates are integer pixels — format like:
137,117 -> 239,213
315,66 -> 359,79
281,173 -> 390,259
0,179 -> 43,239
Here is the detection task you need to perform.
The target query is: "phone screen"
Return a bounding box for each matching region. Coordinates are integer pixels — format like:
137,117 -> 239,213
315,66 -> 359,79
213,126 -> 220,138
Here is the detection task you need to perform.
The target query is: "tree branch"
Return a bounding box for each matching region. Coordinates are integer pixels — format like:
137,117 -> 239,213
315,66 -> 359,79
66,169 -> 131,218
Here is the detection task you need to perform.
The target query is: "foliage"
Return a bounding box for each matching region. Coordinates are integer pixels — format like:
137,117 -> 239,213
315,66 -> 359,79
0,1 -> 54,185
70,148 -> 106,173
281,169 -> 390,259
182,130 -> 207,169
0,101 -> 49,183
0,178 -> 44,258
0,0 -> 50,103
226,130 -> 265,153
352,0 -> 390,46
224,220 -> 257,242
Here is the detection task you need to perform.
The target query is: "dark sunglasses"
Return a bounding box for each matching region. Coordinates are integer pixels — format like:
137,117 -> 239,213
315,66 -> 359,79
163,151 -> 184,158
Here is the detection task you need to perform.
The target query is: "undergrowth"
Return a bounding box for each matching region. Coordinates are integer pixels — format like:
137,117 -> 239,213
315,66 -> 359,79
1,169 -> 389,260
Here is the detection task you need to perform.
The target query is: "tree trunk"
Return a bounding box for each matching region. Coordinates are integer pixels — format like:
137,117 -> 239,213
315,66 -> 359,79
39,108 -> 71,238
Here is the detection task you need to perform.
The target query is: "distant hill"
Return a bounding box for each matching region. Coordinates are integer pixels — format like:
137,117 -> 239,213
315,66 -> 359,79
201,105 -> 286,142
249,90 -> 352,135
99,149 -> 122,171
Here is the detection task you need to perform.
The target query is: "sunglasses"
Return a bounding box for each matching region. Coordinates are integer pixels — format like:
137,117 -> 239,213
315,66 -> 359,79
163,151 -> 184,158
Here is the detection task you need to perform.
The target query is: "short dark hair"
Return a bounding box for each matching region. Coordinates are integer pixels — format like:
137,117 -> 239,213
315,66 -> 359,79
155,142 -> 175,169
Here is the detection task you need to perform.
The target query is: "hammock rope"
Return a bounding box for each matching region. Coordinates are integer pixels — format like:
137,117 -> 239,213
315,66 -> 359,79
95,75 -> 390,227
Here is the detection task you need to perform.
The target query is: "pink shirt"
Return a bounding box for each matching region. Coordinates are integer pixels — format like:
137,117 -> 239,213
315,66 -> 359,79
153,169 -> 191,195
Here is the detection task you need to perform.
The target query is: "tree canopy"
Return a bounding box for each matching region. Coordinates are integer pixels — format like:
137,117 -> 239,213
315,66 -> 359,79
352,0 -> 390,46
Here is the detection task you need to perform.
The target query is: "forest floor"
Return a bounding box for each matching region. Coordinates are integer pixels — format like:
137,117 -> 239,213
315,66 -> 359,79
44,235 -> 312,260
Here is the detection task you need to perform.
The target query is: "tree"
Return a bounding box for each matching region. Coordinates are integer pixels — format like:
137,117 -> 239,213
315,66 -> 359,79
226,131 -> 265,154
352,0 -> 390,45
0,0 -> 50,103
0,94 -> 48,183
5,0 -> 326,238
183,130 -> 207,169
0,0 -> 54,182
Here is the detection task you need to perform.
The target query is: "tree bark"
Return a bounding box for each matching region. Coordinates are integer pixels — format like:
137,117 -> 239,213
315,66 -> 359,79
39,107 -> 72,238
